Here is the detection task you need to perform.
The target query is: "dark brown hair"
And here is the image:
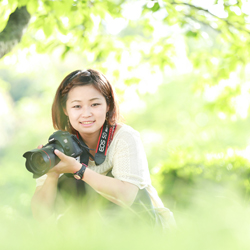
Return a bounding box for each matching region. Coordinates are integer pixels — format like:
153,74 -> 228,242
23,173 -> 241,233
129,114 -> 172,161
52,69 -> 120,134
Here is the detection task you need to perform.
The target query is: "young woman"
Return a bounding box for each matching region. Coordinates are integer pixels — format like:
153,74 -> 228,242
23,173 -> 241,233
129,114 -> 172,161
31,69 -> 175,229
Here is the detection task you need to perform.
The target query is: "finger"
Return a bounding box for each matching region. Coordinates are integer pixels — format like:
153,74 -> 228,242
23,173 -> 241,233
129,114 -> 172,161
54,149 -> 67,160
37,144 -> 43,149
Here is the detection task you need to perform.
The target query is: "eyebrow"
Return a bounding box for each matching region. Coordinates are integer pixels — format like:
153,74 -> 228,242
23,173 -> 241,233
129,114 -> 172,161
70,97 -> 101,103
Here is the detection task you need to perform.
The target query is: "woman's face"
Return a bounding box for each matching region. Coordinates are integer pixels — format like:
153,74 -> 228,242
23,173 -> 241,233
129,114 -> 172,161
65,85 -> 109,137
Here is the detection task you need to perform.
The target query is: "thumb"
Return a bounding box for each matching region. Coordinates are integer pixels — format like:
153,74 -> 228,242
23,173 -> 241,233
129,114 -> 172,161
54,149 -> 66,160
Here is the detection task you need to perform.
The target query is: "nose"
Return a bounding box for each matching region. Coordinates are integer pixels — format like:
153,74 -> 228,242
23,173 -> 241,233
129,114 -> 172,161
81,106 -> 92,118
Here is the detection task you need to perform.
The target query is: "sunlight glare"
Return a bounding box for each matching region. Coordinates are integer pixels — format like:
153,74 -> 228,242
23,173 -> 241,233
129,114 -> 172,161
141,130 -> 164,153
105,15 -> 128,35
230,6 -> 242,16
57,33 -> 73,43
235,145 -> 250,161
209,1 -> 229,18
203,74 -> 239,102
0,92 -> 9,115
120,85 -> 146,114
218,112 -> 227,120
3,54 -> 17,65
122,1 -> 143,20
60,17 -> 69,27
242,1 -> 250,15
233,82 -> 250,119
136,64 -> 163,94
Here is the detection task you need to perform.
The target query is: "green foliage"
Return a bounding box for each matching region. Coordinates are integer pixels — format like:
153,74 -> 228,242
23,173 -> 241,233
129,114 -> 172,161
0,0 -> 17,32
1,185 -> 250,249
1,1 -> 250,247
157,150 -> 250,207
1,0 -> 249,97
125,73 -> 250,210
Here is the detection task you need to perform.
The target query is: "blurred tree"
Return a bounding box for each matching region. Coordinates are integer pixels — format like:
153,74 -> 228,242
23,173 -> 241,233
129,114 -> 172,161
1,0 -> 250,215
0,6 -> 30,58
1,0 -> 249,114
0,1 -> 249,70
125,73 -> 250,208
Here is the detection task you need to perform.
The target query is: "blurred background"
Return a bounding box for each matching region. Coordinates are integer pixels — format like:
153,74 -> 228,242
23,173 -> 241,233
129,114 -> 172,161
1,0 -> 250,249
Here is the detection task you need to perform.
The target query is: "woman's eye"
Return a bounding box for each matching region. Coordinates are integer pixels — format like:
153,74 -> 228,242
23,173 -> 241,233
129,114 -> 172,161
73,105 -> 81,108
92,103 -> 100,107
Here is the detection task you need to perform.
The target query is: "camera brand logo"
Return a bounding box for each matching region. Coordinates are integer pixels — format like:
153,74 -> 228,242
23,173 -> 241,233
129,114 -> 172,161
99,132 -> 107,152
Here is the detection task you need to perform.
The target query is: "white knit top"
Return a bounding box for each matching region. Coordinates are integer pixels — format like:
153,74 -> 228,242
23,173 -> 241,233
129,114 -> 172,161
36,124 -> 165,209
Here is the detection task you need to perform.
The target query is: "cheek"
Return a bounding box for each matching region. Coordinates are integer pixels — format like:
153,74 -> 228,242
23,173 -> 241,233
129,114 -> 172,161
67,109 -> 79,120
99,107 -> 108,117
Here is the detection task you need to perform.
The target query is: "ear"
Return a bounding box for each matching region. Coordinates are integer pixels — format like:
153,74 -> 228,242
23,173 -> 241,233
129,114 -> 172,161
63,108 -> 68,116
106,105 -> 110,113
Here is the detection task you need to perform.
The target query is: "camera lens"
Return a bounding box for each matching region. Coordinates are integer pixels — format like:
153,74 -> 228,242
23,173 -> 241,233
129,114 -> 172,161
32,153 -> 45,167
23,132 -> 69,178
31,152 -> 51,173
30,150 -> 52,175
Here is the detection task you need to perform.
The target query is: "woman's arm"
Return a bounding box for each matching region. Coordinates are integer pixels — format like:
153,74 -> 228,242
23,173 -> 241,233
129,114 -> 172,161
30,144 -> 60,220
31,172 -> 59,220
83,167 -> 139,207
53,150 -> 139,207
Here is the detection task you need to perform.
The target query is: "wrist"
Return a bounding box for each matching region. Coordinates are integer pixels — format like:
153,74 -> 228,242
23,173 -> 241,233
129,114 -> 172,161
73,163 -> 87,180
46,171 -> 60,179
72,161 -> 82,174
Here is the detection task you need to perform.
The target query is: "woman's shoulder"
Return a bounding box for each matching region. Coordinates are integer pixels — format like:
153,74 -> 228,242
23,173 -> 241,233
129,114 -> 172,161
113,123 -> 140,141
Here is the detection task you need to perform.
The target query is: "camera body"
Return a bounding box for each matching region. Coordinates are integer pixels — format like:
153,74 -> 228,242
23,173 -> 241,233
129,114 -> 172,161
23,131 -> 83,178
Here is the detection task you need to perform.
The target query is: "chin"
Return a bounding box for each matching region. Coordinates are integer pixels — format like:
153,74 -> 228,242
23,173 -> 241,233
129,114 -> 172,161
79,125 -> 102,134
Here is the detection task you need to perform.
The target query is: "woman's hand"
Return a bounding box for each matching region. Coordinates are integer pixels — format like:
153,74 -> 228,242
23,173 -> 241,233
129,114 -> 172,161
36,144 -> 60,178
48,149 -> 81,175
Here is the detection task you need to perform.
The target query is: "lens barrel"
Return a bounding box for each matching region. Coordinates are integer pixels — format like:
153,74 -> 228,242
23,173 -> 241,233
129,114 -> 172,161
23,144 -> 63,178
23,130 -> 84,179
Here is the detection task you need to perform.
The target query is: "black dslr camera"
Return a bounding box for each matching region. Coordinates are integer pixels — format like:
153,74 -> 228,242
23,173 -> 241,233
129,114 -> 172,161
23,131 -> 84,178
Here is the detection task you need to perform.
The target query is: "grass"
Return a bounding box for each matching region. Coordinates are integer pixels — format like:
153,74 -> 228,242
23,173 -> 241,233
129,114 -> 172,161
1,184 -> 249,250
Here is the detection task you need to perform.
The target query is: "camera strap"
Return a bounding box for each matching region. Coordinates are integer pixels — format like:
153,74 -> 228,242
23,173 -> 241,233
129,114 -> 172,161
76,120 -> 117,166
95,120 -> 116,165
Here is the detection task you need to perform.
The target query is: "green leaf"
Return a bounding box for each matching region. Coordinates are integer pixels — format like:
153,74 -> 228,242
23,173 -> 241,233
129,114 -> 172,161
124,77 -> 141,86
186,30 -> 199,38
61,45 -> 71,59
0,2 -> 18,32
151,2 -> 160,12
26,0 -> 39,14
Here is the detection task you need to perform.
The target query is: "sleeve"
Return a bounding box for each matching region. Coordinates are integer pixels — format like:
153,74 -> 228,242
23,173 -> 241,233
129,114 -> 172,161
111,128 -> 151,189
36,174 -> 48,187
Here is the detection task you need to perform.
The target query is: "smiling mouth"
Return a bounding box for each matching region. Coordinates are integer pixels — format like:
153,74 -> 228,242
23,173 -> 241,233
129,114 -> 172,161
80,121 -> 95,124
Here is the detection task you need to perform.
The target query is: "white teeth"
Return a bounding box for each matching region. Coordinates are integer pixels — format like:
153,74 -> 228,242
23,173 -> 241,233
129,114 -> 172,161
82,122 -> 92,124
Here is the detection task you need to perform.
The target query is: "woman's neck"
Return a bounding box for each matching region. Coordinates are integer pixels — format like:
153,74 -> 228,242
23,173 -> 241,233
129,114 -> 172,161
79,130 -> 101,152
